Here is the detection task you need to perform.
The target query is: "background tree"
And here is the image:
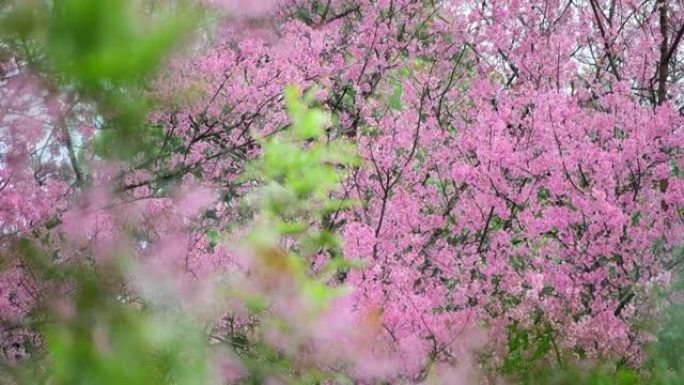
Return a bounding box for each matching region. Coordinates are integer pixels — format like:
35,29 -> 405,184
0,0 -> 683,384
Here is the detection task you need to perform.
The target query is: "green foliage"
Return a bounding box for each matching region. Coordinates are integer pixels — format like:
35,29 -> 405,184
46,0 -> 189,86
388,81 -> 404,110
244,85 -> 358,255
0,0 -> 196,158
641,270 -> 684,385
43,272 -> 207,385
501,319 -> 559,382
520,366 -> 640,385
225,86 -> 360,383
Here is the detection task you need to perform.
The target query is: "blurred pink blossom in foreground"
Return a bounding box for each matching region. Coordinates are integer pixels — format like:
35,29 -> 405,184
204,0 -> 278,17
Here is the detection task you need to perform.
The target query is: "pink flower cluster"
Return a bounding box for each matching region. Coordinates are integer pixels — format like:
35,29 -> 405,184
1,0 -> 683,382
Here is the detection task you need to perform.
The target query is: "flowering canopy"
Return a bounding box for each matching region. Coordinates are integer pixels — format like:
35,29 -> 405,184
0,0 -> 683,383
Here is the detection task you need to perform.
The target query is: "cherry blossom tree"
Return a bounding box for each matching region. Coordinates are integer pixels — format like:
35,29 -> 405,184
150,0 -> 684,378
0,0 -> 683,383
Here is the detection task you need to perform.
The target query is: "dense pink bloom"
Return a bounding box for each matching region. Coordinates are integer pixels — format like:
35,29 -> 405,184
150,0 -> 684,377
2,0 -> 684,382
